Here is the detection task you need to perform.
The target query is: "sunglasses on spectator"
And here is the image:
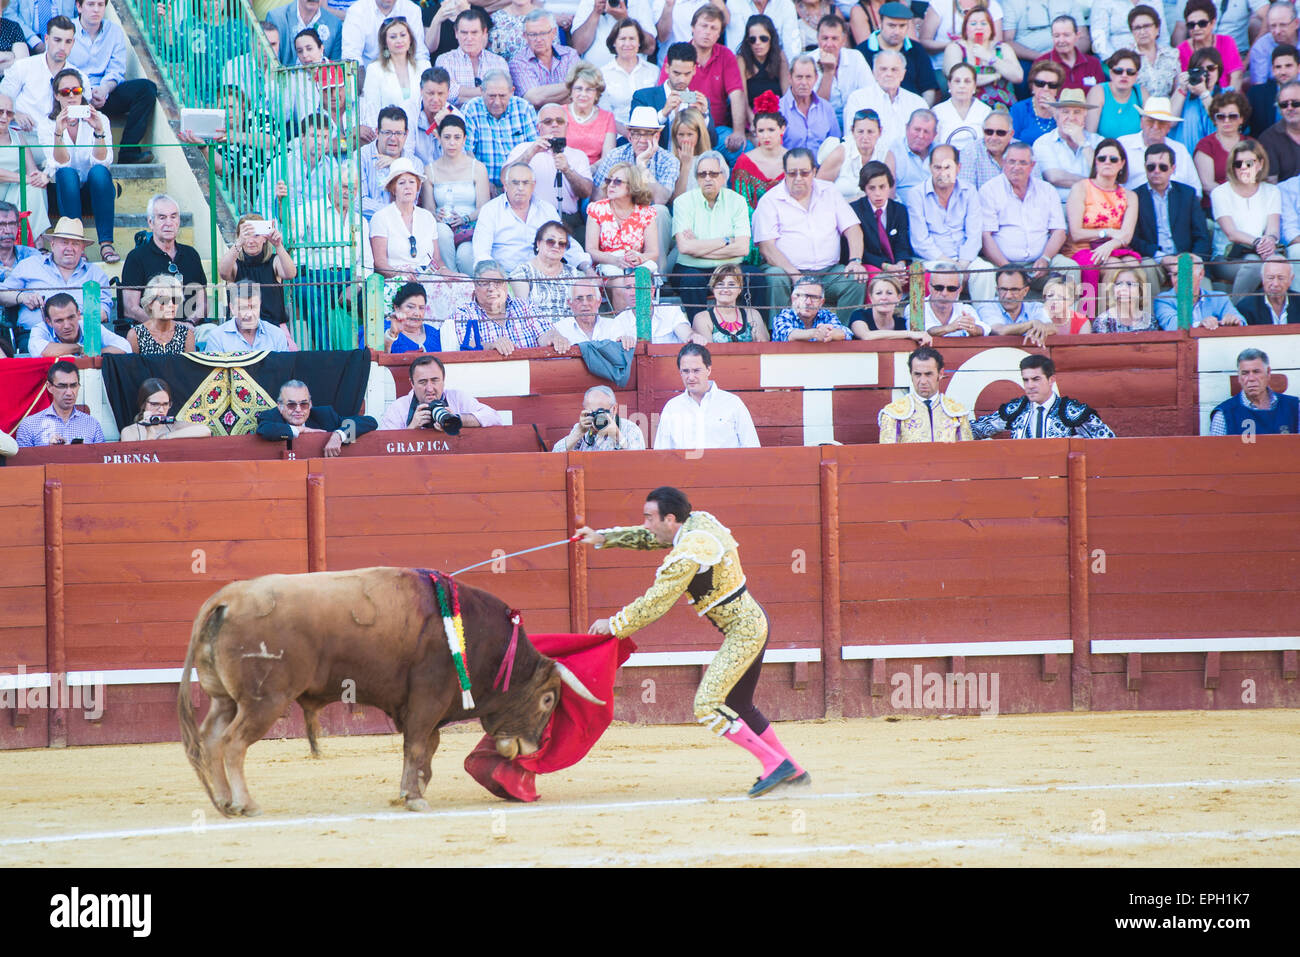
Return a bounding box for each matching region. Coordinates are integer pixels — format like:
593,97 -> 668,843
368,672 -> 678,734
1233,158 -> 1258,167
1215,112 -> 1241,121
408,235 -> 418,257
1186,18 -> 1211,28
931,283 -> 960,292
58,85 -> 83,96
1096,154 -> 1122,163
983,127 -> 1010,136
607,176 -> 626,187
748,34 -> 772,43
281,400 -> 311,410
1110,66 -> 1138,76
785,169 -> 814,178
852,108 -> 881,124
697,168 -> 724,178
540,237 -> 566,247
1279,99 -> 1300,109
1131,21 -> 1156,30
1032,79 -> 1060,89
1145,162 -> 1170,171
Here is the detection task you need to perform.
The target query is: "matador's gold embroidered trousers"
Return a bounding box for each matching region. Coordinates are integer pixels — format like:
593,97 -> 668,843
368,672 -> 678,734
694,592 -> 768,722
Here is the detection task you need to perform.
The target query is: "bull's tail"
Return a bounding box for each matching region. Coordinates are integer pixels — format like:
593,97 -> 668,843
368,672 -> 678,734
178,602 -> 226,815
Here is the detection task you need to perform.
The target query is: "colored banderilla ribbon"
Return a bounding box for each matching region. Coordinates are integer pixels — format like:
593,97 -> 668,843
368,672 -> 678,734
431,572 -> 474,709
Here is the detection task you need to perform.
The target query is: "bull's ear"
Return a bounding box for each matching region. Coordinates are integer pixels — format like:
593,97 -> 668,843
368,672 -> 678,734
554,662 -> 605,706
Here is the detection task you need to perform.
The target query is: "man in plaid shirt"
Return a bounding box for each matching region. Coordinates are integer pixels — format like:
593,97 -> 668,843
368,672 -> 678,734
449,260 -> 569,355
769,276 -> 853,342
462,71 -> 538,188
434,6 -> 507,107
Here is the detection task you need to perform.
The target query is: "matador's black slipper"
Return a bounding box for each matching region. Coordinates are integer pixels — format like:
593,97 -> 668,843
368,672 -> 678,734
748,759 -> 798,797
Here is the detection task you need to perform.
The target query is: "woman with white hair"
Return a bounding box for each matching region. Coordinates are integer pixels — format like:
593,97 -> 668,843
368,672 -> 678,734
127,275 -> 196,355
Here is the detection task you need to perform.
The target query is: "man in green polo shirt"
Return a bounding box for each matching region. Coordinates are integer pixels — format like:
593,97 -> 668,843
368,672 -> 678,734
670,149 -> 769,320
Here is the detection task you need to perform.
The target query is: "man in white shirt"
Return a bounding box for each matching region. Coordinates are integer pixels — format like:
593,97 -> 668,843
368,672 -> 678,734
923,261 -> 989,336
0,16 -> 83,130
341,0 -> 429,66
813,14 -> 875,119
551,278 -> 638,347
842,50 -> 924,144
654,343 -> 761,449
1032,89 -> 1102,202
471,161 -> 594,272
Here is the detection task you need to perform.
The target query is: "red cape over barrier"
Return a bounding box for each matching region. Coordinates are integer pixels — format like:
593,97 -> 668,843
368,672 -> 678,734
464,632 -> 635,801
0,356 -> 54,433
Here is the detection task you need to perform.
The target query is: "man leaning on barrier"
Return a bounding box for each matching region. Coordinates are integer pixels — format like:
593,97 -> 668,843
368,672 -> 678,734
553,384 -> 647,451
256,379 -> 377,457
378,354 -> 503,431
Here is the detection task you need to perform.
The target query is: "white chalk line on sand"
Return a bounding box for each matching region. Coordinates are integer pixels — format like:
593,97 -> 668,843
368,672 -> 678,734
2,775 -> 1299,849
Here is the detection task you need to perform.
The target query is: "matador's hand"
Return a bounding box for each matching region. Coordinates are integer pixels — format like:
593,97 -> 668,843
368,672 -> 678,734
588,617 -> 613,635
574,526 -> 605,546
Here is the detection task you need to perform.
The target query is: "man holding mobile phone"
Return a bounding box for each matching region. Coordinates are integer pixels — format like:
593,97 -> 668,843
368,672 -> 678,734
14,359 -> 105,447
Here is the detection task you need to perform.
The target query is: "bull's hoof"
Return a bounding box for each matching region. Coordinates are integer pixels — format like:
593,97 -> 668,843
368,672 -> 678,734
230,802 -> 261,817
405,797 -> 432,812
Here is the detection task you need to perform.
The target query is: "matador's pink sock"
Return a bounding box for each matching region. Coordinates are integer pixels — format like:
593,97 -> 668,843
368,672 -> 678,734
758,725 -> 804,776
722,718 -> 785,776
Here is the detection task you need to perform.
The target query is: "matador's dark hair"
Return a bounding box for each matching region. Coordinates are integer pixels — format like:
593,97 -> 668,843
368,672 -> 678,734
646,486 -> 692,522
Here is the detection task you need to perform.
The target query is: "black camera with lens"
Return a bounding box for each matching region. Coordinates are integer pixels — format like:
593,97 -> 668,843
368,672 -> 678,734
424,399 -> 463,435
141,414 -> 175,426
589,408 -> 612,431
1187,66 -> 1205,87
550,136 -> 567,153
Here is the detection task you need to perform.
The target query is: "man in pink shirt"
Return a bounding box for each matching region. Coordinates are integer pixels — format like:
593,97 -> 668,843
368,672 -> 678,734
378,355 -> 504,431
1033,15 -> 1105,93
752,147 -> 868,322
658,4 -> 747,161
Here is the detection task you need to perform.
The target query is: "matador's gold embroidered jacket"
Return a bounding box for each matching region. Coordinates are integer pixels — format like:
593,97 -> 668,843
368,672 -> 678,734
598,511 -> 748,638
877,392 -> 973,443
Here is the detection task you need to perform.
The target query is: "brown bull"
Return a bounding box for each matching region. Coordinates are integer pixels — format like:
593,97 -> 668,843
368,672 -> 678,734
177,567 -> 601,816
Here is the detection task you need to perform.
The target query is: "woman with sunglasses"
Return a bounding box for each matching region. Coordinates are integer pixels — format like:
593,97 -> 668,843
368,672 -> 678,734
1086,50 -> 1145,140
1209,140 -> 1281,298
39,68 -> 118,264
126,275 -> 197,355
1169,46 -> 1224,156
359,18 -> 430,144
586,162 -> 661,274
509,221 -> 585,321
1175,0 -> 1246,93
736,14 -> 790,117
1126,5 -> 1179,98
1193,90 -> 1249,208
1063,137 -> 1142,314
1010,59 -> 1063,146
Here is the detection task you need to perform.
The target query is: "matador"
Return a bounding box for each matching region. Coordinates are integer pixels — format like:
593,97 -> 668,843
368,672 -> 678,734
578,486 -> 808,797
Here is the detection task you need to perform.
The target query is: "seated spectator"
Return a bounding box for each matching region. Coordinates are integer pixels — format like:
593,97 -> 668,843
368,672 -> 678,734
569,0 -> 657,71
599,18 -> 659,138
844,49 -> 923,143
780,54 -> 839,150
1168,47 -> 1223,158
217,214 -> 296,339
973,354 -> 1116,439
653,342 -> 760,449
1063,137 -> 1143,310
68,0 -> 156,164
1093,265 -> 1160,332
630,43 -> 707,148
552,384 -> 647,451
126,275 -> 196,355
934,62 -> 991,145
1249,2 -> 1299,85
0,216 -> 112,346
489,0 -> 542,62
1209,346 -> 1300,435
1033,14 -> 1104,94
1154,253 -> 1246,328
550,276 -> 637,347
586,162 -> 662,274
462,69 -> 539,189
0,1 -> 29,79
0,95 -> 50,241
0,201 -> 37,313
1086,49 -> 1145,140
887,108 -> 938,205
506,103 -> 594,236
379,353 -> 503,430
1120,99 -> 1201,197
691,263 -> 769,342
919,1 -> 1006,61
607,271 -> 701,342
1240,255 -> 1300,324
944,4 -> 1021,110
982,265 -> 1050,335
846,273 -> 934,344
905,144 -> 987,275
877,344 -> 971,444
853,160 -> 911,281
256,378 -> 377,456
665,4 -> 748,162
1177,0 -> 1245,91
119,377 -> 211,441
1259,80 -> 1300,183
473,160 -> 593,272
383,281 -> 448,353
736,14 -> 792,121
1010,59 -> 1062,146
1033,88 -> 1103,202
121,194 -> 207,326
204,281 -> 293,353
358,15 -> 429,141
1040,273 -> 1092,338
730,97 -> 786,209
979,142 -> 1068,299
818,105 -> 893,200
509,220 -> 587,321
1281,171 -> 1300,293
1126,4 -> 1180,99
859,3 -> 939,105
1131,143 -> 1213,264
14,359 -> 103,446
426,114 -> 489,274
592,105 -> 680,206
436,7 -> 509,108
1210,139 -> 1282,298
1247,44 -> 1296,139
1090,1 -> 1169,63
672,151 -> 763,317
754,147 -> 868,319
268,0 -> 344,66
770,274 -> 852,342
341,0 -> 428,66
1193,90 -> 1249,204
923,262 -> 989,336
27,290 -> 127,355
450,259 -> 565,354
407,67 -> 460,167
39,70 -> 116,261
669,108 -> 711,200
511,11 -> 580,110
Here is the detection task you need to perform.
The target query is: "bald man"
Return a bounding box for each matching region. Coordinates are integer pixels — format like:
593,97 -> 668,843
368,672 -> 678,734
505,102 -> 594,235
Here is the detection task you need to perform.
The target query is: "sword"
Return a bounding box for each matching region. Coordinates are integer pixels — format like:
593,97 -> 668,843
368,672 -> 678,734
450,534 -> 584,576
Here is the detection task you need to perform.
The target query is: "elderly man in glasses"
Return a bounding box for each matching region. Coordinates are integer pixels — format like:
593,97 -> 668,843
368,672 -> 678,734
121,194 -> 209,327
359,105 -> 415,221
1119,98 -> 1202,196
1259,79 -> 1300,182
958,107 -> 1014,191
922,261 -> 989,336
256,378 -> 377,456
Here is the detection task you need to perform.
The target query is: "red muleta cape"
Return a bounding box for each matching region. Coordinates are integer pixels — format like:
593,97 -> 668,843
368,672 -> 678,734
464,632 -> 634,802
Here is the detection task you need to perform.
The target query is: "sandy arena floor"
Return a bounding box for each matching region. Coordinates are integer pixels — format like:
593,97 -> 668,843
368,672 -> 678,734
1,710 -> 1297,867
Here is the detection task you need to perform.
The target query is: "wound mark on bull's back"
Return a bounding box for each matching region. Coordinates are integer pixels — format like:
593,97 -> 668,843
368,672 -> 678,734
348,577 -> 379,626
240,642 -> 284,660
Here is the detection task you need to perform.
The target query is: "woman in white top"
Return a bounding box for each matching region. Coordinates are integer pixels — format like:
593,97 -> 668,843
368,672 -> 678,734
1209,139 -> 1282,299
817,106 -> 895,201
933,63 -> 991,147
370,157 -> 470,321
40,69 -> 117,262
599,19 -> 659,138
0,93 -> 49,241
359,18 -> 430,142
423,114 -> 490,274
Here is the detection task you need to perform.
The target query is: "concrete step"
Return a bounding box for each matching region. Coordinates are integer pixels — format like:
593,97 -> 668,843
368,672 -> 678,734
110,161 -> 169,207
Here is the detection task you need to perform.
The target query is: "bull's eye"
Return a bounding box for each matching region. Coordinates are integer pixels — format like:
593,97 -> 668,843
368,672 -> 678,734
541,691 -> 556,710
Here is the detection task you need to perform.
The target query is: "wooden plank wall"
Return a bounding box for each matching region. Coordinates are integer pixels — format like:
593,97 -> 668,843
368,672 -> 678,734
0,468 -> 48,747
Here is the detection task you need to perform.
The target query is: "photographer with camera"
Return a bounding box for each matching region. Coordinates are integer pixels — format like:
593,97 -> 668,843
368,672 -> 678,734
378,354 -> 504,432
119,377 -> 212,441
552,384 -> 646,451
505,103 -> 594,236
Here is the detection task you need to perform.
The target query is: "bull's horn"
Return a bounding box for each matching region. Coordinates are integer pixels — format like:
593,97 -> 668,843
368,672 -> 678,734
554,662 -> 606,706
